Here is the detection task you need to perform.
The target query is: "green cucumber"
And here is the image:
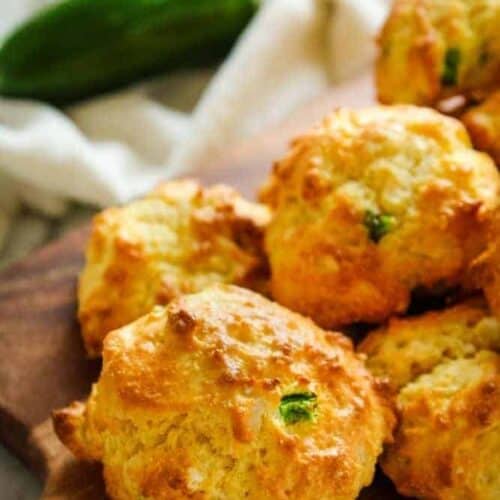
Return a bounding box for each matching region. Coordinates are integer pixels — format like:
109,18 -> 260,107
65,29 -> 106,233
0,0 -> 258,103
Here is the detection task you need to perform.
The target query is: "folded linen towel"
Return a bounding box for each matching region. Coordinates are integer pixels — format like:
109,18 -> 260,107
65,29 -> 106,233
0,0 -> 390,260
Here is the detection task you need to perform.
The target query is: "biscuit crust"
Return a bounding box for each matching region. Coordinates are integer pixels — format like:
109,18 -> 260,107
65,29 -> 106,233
376,0 -> 500,105
359,298 -> 500,393
385,352 -> 500,500
359,300 -> 500,499
78,180 -> 270,356
55,285 -> 393,500
473,211 -> 500,318
462,90 -> 500,165
261,106 -> 499,328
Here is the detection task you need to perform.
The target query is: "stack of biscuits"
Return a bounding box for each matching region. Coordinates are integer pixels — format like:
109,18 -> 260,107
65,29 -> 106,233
54,1 -> 500,498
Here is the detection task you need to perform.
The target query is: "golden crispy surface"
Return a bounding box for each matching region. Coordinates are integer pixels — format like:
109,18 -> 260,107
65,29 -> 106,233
260,106 -> 499,329
473,211 -> 500,318
385,353 -> 500,500
55,285 -> 393,500
78,180 -> 271,357
376,0 -> 500,105
359,298 -> 500,393
359,301 -> 500,499
462,90 -> 500,165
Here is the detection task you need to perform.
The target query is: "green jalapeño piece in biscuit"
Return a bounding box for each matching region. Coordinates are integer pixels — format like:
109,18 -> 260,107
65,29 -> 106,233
54,285 -> 393,500
279,392 -> 318,424
441,47 -> 461,86
364,211 -> 397,243
260,106 -> 499,329
377,0 -> 500,105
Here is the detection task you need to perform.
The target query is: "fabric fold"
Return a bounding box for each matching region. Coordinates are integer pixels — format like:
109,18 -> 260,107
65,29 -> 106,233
0,0 -> 390,256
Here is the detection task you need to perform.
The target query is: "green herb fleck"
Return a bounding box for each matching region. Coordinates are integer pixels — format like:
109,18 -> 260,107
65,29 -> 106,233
279,392 -> 317,424
441,48 -> 461,86
479,49 -> 489,66
364,211 -> 396,243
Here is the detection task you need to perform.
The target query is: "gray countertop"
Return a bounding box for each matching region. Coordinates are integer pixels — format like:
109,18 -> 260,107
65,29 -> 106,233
0,445 -> 41,499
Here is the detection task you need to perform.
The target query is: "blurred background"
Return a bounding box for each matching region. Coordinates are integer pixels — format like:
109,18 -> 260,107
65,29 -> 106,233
0,0 -> 390,497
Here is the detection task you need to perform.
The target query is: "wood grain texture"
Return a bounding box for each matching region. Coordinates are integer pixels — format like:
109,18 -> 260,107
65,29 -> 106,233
0,225 -> 99,476
0,72 -> 404,498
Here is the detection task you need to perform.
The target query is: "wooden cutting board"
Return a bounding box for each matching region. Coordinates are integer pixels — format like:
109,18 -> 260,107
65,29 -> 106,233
0,72 -> 406,499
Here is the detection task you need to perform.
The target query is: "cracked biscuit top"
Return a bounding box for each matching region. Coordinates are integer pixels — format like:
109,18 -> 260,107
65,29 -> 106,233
78,180 -> 270,356
55,285 -> 393,500
376,0 -> 500,105
260,106 -> 499,329
359,299 -> 500,499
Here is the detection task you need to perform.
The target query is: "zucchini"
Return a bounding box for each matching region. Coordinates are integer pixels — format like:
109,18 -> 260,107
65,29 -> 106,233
0,0 -> 258,103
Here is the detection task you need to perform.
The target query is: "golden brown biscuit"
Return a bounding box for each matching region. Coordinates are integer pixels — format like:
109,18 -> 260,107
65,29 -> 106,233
359,301 -> 500,499
54,285 -> 394,500
472,211 -> 500,318
377,0 -> 500,105
359,298 -> 500,393
78,180 -> 270,357
385,352 -> 500,500
462,90 -> 500,165
260,106 -> 499,329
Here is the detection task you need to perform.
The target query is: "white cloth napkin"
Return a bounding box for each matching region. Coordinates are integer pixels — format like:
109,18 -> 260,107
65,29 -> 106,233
0,0 -> 390,259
